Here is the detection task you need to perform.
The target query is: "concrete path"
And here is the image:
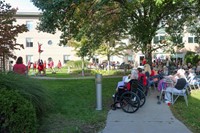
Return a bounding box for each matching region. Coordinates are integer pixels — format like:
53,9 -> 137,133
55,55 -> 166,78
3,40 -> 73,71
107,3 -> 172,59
100,92 -> 192,133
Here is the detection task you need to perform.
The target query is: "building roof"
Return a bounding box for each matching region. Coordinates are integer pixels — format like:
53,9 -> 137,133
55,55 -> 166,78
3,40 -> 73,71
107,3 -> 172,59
16,12 -> 42,17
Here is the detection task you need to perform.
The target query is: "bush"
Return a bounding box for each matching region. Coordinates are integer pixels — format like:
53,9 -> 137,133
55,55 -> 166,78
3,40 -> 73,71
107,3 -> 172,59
0,89 -> 37,133
184,51 -> 200,66
65,60 -> 89,69
0,72 -> 50,116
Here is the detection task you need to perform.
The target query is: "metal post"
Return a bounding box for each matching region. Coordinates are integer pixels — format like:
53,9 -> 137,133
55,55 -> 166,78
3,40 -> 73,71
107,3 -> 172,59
95,74 -> 102,110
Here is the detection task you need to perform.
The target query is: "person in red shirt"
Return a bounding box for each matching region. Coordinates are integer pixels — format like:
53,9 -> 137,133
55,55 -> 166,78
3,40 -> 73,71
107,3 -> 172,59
49,60 -> 55,73
33,61 -> 37,72
13,56 -> 27,75
27,60 -> 31,71
57,60 -> 62,71
137,67 -> 147,87
43,60 -> 47,69
150,67 -> 157,77
37,59 -> 46,76
142,58 -> 146,66
43,60 -> 47,74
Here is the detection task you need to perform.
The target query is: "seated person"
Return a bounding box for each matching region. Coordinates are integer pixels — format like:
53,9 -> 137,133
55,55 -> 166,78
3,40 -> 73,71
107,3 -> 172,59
114,69 -> 138,98
164,69 -> 187,104
187,69 -> 196,81
13,56 -> 27,75
137,67 -> 147,86
117,69 -> 139,91
112,69 -> 138,108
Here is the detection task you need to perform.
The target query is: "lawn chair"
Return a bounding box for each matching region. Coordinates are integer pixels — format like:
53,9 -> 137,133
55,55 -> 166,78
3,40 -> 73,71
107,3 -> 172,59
171,83 -> 189,106
187,75 -> 200,90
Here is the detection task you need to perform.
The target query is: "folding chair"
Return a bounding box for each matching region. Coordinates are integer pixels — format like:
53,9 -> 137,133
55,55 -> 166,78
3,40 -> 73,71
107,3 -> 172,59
187,76 -> 200,90
171,83 -> 189,106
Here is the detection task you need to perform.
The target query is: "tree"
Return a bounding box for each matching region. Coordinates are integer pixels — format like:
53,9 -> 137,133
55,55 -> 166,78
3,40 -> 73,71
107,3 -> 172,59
96,39 -> 131,70
0,0 -> 28,72
68,37 -> 92,76
32,0 -> 196,65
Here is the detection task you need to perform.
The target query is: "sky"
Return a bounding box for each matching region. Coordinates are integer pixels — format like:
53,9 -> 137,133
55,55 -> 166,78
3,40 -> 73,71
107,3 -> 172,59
5,0 -> 41,12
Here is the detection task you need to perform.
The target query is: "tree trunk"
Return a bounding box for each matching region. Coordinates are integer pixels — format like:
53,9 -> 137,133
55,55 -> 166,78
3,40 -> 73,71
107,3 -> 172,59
107,54 -> 110,71
2,52 -> 6,73
81,57 -> 85,76
146,43 -> 153,66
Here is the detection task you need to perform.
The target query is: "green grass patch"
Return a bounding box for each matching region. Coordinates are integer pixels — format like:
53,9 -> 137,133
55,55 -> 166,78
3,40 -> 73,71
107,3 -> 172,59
170,90 -> 200,133
28,68 -> 131,78
38,77 -> 120,133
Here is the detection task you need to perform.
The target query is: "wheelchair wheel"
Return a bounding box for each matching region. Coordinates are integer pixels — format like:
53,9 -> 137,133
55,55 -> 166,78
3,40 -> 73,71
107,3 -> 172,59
137,88 -> 146,107
120,91 -> 140,113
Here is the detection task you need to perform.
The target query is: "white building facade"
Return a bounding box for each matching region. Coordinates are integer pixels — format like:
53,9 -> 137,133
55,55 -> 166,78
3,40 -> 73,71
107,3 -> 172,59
13,12 -> 82,66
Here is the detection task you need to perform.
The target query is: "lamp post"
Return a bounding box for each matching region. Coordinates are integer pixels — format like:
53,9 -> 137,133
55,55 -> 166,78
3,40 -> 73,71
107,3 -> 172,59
95,74 -> 102,110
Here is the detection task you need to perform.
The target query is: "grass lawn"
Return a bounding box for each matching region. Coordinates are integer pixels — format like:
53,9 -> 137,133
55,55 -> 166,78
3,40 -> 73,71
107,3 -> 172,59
170,90 -> 200,133
37,77 -> 121,133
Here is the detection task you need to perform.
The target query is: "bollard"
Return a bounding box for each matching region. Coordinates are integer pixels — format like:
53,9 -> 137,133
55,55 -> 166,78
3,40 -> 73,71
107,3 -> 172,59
95,74 -> 102,110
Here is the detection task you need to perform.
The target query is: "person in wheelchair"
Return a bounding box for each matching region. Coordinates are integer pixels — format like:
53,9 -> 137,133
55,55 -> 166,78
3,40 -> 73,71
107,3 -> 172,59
112,69 -> 146,112
113,69 -> 138,101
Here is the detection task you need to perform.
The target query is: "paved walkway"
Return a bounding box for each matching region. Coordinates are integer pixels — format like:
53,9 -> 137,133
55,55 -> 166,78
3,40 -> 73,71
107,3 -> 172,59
100,92 -> 192,133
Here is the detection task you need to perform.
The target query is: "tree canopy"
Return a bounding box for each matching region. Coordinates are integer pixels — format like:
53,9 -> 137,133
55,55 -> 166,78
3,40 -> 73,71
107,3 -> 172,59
0,0 -> 28,59
32,0 -> 199,64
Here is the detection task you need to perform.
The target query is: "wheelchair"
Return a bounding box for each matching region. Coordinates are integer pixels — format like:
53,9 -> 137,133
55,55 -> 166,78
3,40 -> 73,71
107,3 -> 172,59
111,79 -> 146,113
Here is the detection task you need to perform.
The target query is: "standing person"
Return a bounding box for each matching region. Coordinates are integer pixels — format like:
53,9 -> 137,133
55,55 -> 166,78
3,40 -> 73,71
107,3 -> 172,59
142,57 -> 146,66
33,61 -> 37,72
49,60 -> 55,73
144,64 -> 152,95
27,60 -> 31,71
37,59 -> 45,75
43,60 -> 47,73
57,60 -> 62,71
13,56 -> 27,75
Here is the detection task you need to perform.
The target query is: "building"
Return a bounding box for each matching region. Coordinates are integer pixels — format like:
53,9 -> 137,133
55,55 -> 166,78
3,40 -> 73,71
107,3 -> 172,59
12,12 -> 82,67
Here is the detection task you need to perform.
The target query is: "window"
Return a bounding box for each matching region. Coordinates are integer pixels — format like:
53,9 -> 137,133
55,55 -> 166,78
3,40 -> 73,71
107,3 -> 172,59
26,55 -> 33,64
26,38 -> 33,47
188,36 -> 197,43
194,37 -> 198,43
26,21 -> 33,31
188,37 -> 193,43
153,36 -> 159,44
153,35 -> 165,44
160,36 -> 165,41
128,55 -> 133,61
63,55 -> 70,64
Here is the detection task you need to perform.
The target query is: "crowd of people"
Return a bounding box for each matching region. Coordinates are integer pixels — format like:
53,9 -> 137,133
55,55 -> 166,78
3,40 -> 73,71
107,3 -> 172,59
12,56 -> 62,76
113,57 -> 200,107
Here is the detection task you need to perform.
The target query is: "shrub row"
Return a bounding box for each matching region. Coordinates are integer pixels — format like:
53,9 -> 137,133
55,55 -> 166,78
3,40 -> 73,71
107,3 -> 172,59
0,72 -> 50,132
0,89 -> 37,133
